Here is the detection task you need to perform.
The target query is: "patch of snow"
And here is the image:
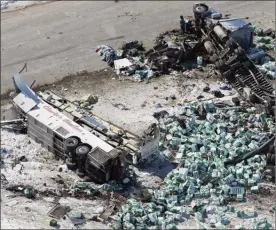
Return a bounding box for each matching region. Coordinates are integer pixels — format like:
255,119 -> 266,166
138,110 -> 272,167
1,1 -> 49,10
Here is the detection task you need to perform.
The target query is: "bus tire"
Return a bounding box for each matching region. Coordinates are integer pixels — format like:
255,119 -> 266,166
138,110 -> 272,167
64,137 -> 79,153
76,169 -> 85,178
76,144 -> 91,158
66,158 -> 77,170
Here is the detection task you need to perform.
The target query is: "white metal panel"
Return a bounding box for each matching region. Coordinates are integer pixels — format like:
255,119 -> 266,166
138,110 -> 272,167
114,58 -> 133,70
27,100 -> 114,153
13,93 -> 38,113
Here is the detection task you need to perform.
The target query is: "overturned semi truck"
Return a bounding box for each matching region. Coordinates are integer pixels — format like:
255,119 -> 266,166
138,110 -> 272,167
192,3 -> 275,115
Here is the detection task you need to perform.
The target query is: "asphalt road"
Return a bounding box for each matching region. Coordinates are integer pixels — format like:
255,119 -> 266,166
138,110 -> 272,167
1,1 -> 275,94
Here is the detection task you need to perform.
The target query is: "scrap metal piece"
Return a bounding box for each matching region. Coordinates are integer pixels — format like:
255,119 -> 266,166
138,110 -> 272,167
98,205 -> 115,221
48,204 -> 70,220
12,74 -> 39,104
0,119 -> 24,126
114,58 -> 133,70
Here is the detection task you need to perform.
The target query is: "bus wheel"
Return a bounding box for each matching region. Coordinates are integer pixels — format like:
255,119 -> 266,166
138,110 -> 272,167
66,158 -> 77,170
77,168 -> 85,178
76,144 -> 91,158
64,137 -> 79,152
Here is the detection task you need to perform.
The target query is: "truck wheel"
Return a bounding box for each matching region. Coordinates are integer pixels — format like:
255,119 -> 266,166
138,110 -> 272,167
64,137 -> 79,153
76,168 -> 85,178
66,158 -> 77,170
193,3 -> 208,14
76,144 -> 91,158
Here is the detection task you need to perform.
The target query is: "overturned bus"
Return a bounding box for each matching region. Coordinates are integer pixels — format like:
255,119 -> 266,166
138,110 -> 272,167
10,74 -> 122,183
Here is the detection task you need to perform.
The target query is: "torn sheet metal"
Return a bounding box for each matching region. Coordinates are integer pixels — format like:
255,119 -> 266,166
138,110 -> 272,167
48,204 -> 70,220
13,74 -> 39,104
13,93 -> 38,113
140,126 -> 160,160
114,58 -> 133,70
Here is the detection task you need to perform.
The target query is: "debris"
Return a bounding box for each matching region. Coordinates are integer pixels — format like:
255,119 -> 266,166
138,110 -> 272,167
25,207 -> 31,212
70,217 -> 85,226
96,45 -> 117,66
99,205 -> 115,221
69,182 -> 101,197
48,204 -> 70,220
232,97 -> 240,106
203,86 -> 210,92
123,177 -> 130,184
71,211 -> 83,219
170,94 -> 176,100
1,174 -> 8,185
49,219 -> 58,227
114,58 -> 133,71
0,119 -> 24,127
237,210 -> 258,219
80,94 -> 98,105
141,101 -> 147,108
102,181 -> 122,191
18,155 -> 28,162
219,83 -> 232,90
153,110 -> 169,120
112,103 -> 129,110
252,218 -> 272,229
197,56 -> 203,66
23,187 -> 36,199
212,90 -> 224,98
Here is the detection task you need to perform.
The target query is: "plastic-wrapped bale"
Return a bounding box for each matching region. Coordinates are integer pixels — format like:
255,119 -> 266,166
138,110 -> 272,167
124,222 -> 136,229
252,218 -> 272,229
203,101 -> 215,113
162,149 -> 173,159
260,55 -> 271,64
165,223 -> 178,230
147,212 -> 159,225
262,61 -> 275,71
256,36 -> 273,44
102,181 -> 122,191
254,28 -> 263,36
170,137 -> 181,150
221,215 -> 230,225
266,43 -> 275,50
250,185 -> 259,193
112,214 -> 123,229
266,70 -> 276,79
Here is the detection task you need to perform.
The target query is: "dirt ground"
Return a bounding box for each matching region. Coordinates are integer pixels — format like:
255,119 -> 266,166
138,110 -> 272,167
1,1 -> 275,95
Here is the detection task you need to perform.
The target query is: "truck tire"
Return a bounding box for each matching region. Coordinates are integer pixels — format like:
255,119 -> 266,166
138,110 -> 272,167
64,137 -> 79,153
193,3 -> 208,14
66,158 -> 77,170
76,144 -> 91,158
